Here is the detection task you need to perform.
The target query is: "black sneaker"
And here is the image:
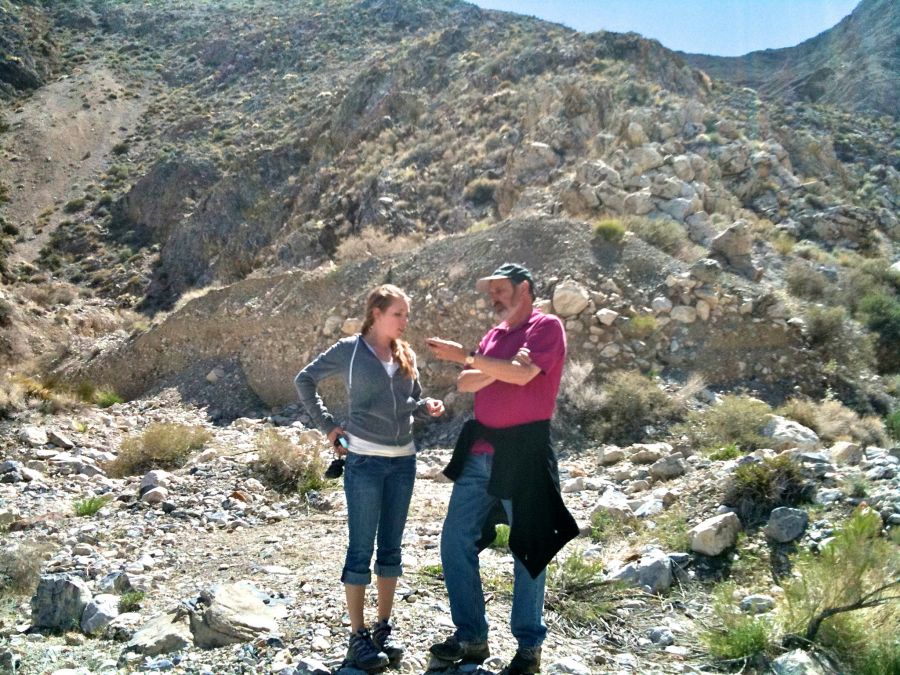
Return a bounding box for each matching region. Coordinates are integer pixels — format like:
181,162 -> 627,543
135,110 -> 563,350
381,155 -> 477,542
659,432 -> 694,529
429,634 -> 490,664
346,627 -> 390,672
499,646 -> 542,675
371,618 -> 403,665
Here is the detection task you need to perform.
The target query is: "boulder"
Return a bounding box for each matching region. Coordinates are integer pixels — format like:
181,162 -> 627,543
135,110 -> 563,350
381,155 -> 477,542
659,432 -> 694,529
189,581 -> 281,648
81,594 -> 120,635
649,456 -> 685,481
771,649 -> 830,675
740,594 -> 775,614
830,441 -> 863,465
590,488 -> 633,520
607,548 -> 673,593
764,507 -> 808,543
552,281 -> 590,317
19,426 -> 48,447
762,416 -> 820,452
628,443 -> 672,464
31,574 -> 92,630
125,612 -> 193,656
689,513 -> 741,556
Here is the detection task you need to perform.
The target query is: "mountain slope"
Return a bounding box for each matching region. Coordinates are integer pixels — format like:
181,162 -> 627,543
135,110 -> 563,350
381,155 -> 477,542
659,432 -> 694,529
680,0 -> 899,117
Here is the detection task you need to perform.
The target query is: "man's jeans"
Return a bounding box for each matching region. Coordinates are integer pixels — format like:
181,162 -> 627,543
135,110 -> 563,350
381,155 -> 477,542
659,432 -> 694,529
342,452 -> 416,585
441,452 -> 547,648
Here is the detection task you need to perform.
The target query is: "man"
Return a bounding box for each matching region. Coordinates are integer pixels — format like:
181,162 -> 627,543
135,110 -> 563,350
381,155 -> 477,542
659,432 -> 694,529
426,263 -> 579,675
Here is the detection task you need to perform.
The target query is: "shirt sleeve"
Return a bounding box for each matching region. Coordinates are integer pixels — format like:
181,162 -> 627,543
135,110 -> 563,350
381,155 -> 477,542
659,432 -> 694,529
523,315 -> 566,374
293,339 -> 348,435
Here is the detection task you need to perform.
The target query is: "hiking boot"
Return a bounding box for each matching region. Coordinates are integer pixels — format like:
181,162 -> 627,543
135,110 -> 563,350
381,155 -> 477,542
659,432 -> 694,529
428,634 -> 490,664
371,618 -> 403,665
346,627 -> 390,672
499,646 -> 542,675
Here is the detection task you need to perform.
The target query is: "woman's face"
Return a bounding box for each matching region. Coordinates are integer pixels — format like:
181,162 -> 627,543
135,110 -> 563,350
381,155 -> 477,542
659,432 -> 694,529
372,297 -> 410,340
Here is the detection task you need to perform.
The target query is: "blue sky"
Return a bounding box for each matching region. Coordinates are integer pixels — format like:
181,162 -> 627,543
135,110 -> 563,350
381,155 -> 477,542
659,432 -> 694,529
469,0 -> 861,56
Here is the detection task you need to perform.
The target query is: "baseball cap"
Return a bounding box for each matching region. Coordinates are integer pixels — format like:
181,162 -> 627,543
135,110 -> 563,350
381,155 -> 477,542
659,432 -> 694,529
475,263 -> 536,293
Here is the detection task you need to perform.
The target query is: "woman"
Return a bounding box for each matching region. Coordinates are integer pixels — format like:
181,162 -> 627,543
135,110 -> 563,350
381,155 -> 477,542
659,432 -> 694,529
294,284 -> 444,672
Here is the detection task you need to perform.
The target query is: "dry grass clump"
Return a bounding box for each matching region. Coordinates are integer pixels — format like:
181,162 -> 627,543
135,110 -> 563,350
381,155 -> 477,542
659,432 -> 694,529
0,540 -> 53,596
20,282 -> 78,307
676,394 -> 772,453
625,216 -> 689,256
785,261 -> 829,300
252,429 -> 325,496
335,227 -> 425,263
592,218 -> 626,243
0,374 -> 83,416
107,423 -> 213,477
778,397 -> 887,446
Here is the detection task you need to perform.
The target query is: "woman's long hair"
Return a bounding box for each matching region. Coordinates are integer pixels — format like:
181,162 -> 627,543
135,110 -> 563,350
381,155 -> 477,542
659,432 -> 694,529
360,284 -> 416,380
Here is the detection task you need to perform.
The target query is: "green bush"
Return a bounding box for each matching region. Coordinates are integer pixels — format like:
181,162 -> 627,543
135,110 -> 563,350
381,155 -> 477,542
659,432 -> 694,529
252,429 -> 325,495
676,395 -> 771,453
708,443 -> 741,461
73,495 -> 112,517
722,455 -> 811,525
859,292 -> 900,373
107,423 -> 212,477
620,314 -> 657,339
490,524 -> 510,550
587,370 -> 684,444
593,219 -> 626,243
119,591 -> 145,613
94,390 -> 124,408
887,411 -> 900,441
702,583 -> 773,661
781,506 -> 899,663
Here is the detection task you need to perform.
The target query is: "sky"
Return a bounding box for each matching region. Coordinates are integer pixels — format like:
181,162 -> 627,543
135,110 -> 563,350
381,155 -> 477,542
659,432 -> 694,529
469,0 -> 861,56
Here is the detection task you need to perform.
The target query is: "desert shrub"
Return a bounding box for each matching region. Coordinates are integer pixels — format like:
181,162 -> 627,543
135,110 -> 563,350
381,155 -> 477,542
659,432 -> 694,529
702,582 -> 773,661
252,429 -> 325,495
770,231 -> 796,255
626,217 -> 688,256
545,549 -> 618,626
20,282 -> 78,307
722,455 -> 811,525
593,218 -> 625,243
843,474 -> 870,499
111,141 -> 129,155
804,306 -> 874,373
63,197 -> 86,213
646,507 -> 691,552
620,314 -> 657,339
780,506 -> 899,665
107,423 -> 212,477
462,178 -> 499,206
785,262 -> 828,300
0,181 -> 9,204
859,292 -> 900,373
119,591 -> 145,613
590,509 -> 636,544
73,495 -> 112,517
589,370 -> 684,444
0,541 -> 52,596
676,395 -> 771,452
0,377 -> 26,418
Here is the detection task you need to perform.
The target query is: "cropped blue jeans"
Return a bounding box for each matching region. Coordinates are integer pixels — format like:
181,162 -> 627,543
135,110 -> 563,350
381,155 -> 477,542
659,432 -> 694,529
341,452 -> 416,585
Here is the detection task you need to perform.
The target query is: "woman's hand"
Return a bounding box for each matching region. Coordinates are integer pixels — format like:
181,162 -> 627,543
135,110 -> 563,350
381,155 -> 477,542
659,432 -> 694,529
327,426 -> 348,456
425,398 -> 445,417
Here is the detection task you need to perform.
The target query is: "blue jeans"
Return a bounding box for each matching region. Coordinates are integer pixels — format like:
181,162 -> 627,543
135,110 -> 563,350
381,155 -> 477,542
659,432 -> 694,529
441,453 -> 547,649
342,452 -> 416,585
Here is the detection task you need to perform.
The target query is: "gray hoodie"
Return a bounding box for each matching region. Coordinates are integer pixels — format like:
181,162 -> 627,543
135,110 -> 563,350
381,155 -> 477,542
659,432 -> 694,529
294,335 -> 426,447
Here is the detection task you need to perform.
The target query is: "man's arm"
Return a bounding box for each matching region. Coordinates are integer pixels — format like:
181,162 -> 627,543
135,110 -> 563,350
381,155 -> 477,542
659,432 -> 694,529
427,337 -> 539,388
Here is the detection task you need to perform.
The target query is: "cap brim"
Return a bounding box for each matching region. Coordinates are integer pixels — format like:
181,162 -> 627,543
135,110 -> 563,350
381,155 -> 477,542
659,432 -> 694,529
475,274 -> 509,292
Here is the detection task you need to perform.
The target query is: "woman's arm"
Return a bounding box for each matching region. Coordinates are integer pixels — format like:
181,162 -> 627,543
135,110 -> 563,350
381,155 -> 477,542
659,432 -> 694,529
293,340 -> 349,435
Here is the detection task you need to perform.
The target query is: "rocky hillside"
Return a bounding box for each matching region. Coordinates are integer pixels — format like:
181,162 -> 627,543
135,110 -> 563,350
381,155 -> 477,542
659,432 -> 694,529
680,0 -> 900,117
0,2 -> 899,673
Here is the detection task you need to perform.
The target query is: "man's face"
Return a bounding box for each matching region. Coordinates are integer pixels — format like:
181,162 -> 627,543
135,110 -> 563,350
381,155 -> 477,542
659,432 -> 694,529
487,278 -> 524,320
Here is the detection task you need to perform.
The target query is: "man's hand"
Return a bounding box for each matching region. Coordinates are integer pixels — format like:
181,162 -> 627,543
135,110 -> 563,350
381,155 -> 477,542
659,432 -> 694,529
513,347 -> 532,366
426,337 -> 467,364
424,397 -> 445,417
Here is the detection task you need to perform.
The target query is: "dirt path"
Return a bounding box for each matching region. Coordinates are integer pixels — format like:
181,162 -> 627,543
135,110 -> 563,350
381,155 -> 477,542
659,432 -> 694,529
1,64 -> 148,263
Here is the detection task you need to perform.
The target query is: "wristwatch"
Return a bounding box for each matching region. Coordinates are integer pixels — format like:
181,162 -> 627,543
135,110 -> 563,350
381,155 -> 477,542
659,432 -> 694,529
464,351 -> 476,366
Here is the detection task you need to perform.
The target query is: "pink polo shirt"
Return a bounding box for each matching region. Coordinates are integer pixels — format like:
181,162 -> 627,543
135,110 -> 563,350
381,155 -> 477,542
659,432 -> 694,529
471,309 -> 567,455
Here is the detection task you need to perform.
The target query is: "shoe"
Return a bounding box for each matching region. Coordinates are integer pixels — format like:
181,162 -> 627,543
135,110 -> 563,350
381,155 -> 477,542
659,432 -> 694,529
346,627 -> 390,672
371,617 -> 403,665
499,646 -> 542,675
429,633 -> 490,664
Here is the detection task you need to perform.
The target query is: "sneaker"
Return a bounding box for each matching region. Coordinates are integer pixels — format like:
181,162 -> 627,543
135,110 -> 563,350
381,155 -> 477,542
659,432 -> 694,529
346,627 -> 390,672
429,634 -> 490,664
499,646 -> 542,675
371,618 -> 403,665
